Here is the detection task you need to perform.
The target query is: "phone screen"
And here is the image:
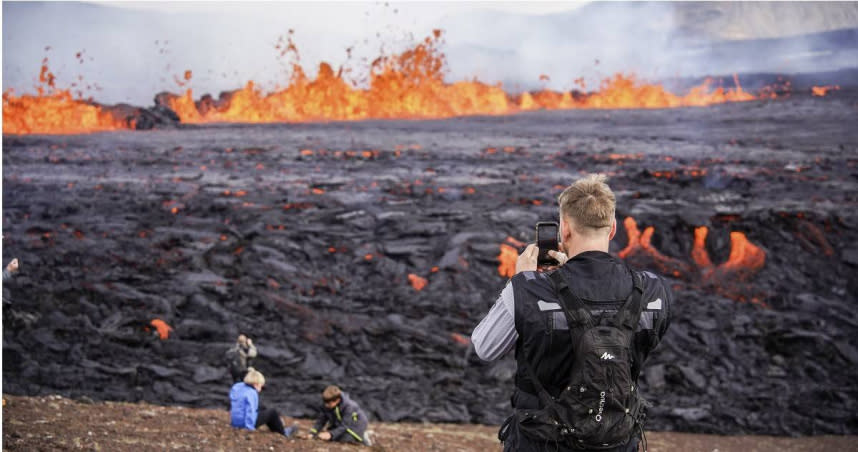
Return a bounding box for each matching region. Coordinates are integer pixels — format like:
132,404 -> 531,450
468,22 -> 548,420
535,222 -> 559,266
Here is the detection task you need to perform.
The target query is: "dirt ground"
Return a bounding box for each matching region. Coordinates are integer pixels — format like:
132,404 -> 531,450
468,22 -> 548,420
2,394 -> 855,452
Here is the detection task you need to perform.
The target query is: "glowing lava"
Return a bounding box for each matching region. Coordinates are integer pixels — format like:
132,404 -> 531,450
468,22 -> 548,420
497,243 -> 518,278
811,85 -> 839,97
718,231 -> 766,280
5,31 -> 779,135
2,90 -> 126,135
149,319 -> 173,340
408,273 -> 428,291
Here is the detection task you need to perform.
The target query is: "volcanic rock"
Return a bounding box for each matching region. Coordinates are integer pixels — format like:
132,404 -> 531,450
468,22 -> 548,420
3,91 -> 858,436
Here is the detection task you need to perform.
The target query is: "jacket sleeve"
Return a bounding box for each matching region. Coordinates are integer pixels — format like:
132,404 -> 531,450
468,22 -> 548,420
246,343 -> 257,359
243,391 -> 258,430
471,280 -> 518,361
636,272 -> 673,360
310,410 -> 327,435
328,405 -> 347,440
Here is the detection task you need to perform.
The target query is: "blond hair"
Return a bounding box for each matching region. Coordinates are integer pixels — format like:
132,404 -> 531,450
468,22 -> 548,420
322,385 -> 342,402
244,367 -> 265,386
557,174 -> 616,234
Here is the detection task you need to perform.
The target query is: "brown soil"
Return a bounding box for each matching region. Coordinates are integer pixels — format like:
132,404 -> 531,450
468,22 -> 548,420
3,394 -> 855,452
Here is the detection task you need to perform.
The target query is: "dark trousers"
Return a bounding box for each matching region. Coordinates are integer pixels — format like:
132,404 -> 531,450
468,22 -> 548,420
333,430 -> 365,444
255,407 -> 285,435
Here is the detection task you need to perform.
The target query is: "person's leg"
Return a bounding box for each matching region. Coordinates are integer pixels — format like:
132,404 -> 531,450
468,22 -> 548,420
332,431 -> 363,444
255,408 -> 285,434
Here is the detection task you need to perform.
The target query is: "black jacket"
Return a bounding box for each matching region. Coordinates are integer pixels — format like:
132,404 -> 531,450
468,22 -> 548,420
511,251 -> 672,403
310,392 -> 369,443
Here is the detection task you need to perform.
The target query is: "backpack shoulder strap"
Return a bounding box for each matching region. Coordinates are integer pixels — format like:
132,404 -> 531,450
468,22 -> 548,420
517,270 -> 594,410
613,268 -> 645,330
548,270 -> 593,330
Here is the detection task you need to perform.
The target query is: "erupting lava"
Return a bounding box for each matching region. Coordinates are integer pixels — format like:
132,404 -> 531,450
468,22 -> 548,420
497,242 -> 519,279
3,60 -> 126,135
620,218 -> 767,301
5,31 -> 774,135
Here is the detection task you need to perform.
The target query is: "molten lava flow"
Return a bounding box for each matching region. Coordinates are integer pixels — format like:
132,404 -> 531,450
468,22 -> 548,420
617,217 -> 671,262
719,232 -> 766,280
408,273 -> 428,291
811,85 -> 839,97
691,226 -> 713,269
617,217 -> 688,278
497,243 -> 518,278
149,319 -> 173,340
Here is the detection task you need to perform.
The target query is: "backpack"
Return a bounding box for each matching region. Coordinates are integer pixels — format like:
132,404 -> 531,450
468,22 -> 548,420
514,269 -> 646,450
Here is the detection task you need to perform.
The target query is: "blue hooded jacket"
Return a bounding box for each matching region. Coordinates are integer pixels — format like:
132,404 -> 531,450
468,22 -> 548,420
229,382 -> 258,430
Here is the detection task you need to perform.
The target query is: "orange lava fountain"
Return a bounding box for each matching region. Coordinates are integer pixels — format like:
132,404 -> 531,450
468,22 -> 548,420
5,31 -> 773,135
3,59 -> 127,135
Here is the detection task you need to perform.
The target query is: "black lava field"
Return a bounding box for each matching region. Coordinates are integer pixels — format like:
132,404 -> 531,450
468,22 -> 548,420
3,92 -> 858,436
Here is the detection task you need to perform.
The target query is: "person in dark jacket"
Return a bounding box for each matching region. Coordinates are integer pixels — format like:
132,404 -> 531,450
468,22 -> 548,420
229,367 -> 296,437
3,258 -> 19,282
309,385 -> 371,446
225,334 -> 258,383
472,174 -> 672,452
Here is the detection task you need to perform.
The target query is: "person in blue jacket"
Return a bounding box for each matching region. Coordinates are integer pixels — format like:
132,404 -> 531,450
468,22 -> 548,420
229,367 -> 296,437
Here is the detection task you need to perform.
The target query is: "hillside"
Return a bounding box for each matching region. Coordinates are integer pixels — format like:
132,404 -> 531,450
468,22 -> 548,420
3,394 -> 856,452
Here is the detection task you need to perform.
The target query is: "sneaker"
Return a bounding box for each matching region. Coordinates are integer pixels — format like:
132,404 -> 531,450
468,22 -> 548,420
283,421 -> 300,438
363,430 -> 375,447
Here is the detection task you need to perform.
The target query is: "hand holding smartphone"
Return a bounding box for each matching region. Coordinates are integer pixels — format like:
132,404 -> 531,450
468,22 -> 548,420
535,222 -> 559,266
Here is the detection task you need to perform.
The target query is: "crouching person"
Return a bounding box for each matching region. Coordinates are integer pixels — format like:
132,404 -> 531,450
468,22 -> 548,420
229,367 -> 296,437
310,385 -> 371,446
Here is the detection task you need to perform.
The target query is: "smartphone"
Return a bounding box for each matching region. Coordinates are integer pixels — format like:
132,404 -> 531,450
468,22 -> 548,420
535,221 -> 559,266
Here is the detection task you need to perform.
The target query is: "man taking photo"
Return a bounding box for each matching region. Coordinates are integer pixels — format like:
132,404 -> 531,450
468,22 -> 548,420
473,174 -> 672,452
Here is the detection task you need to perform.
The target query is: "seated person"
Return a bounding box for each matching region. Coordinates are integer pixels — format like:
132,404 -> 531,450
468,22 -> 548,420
310,385 -> 371,446
229,367 -> 296,437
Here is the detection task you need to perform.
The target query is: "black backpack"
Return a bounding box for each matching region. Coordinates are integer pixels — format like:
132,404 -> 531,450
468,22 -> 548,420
515,269 -> 647,450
